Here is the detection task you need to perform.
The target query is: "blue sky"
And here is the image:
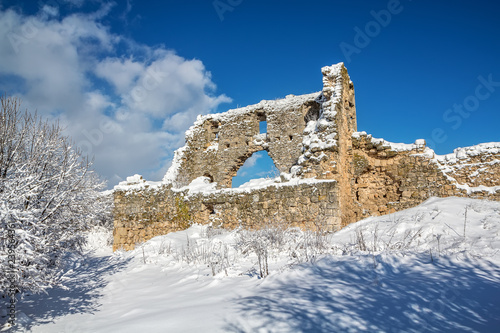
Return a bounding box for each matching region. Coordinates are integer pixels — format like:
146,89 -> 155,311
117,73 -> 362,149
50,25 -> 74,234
0,0 -> 499,187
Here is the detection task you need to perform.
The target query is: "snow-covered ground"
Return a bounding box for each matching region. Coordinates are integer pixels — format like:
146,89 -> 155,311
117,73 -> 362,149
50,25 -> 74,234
2,197 -> 500,332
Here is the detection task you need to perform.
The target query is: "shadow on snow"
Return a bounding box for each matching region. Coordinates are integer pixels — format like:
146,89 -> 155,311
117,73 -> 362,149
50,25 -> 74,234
226,254 -> 500,332
1,253 -> 130,331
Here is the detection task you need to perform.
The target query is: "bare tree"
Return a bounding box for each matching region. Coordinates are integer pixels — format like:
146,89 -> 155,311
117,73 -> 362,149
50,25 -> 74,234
0,96 -> 109,298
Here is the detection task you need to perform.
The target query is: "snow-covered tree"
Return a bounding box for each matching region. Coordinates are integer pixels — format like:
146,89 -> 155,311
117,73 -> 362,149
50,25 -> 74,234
0,96 -> 109,297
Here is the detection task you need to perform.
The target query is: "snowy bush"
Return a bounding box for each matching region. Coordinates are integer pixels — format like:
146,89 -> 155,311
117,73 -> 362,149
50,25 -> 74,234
84,226 -> 114,251
180,239 -> 231,276
132,221 -> 337,280
234,222 -> 333,276
0,96 -> 109,297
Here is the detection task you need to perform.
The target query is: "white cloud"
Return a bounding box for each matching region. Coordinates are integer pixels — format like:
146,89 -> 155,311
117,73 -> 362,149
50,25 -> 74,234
95,57 -> 144,94
124,53 -> 231,118
240,154 -> 262,169
0,6 -> 231,187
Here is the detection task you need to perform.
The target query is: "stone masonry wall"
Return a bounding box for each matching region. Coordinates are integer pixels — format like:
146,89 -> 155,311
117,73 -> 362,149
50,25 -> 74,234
113,180 -> 339,251
351,133 -> 500,220
166,93 -> 323,189
113,63 -> 500,251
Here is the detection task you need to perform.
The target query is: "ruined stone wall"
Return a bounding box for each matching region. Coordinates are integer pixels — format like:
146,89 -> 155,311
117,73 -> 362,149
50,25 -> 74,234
351,133 -> 500,220
113,63 -> 500,251
164,63 -> 355,190
165,93 -> 323,189
113,179 -> 339,251
432,144 -> 500,188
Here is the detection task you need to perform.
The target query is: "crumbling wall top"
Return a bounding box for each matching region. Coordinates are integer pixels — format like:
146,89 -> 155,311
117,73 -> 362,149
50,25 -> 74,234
163,62 -> 354,189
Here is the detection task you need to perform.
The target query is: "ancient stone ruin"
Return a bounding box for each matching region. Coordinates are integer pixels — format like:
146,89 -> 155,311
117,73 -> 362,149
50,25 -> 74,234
113,63 -> 500,251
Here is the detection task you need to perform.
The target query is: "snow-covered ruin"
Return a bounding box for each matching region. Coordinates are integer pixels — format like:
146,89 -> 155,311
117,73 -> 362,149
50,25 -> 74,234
113,63 -> 500,251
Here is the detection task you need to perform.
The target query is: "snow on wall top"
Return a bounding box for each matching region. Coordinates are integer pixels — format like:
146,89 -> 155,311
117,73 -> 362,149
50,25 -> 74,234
320,62 -> 345,120
430,142 -> 500,194
352,132 -> 500,165
162,145 -> 188,185
184,92 -> 322,141
350,131 -> 500,195
114,174 -> 162,192
294,63 -> 349,170
175,175 -> 337,198
433,142 -> 500,164
184,62 -> 346,136
352,131 -> 427,152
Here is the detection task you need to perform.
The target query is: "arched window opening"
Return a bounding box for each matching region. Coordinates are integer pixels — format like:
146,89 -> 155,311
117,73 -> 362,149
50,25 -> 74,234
232,150 -> 279,188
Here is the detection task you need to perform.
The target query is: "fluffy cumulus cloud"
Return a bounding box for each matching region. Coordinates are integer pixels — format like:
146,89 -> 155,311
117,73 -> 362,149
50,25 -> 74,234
235,153 -> 263,177
0,4 -> 230,187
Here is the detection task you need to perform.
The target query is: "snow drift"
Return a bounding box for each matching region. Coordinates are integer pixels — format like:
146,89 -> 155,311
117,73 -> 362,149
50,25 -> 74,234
2,197 -> 500,332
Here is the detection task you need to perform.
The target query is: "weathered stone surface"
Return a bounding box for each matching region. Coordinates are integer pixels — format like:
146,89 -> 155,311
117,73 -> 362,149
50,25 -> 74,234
112,63 -> 500,251
113,181 -> 339,251
350,133 -> 500,220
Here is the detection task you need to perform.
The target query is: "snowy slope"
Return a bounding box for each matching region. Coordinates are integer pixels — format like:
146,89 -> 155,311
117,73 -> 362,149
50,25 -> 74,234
2,197 -> 500,332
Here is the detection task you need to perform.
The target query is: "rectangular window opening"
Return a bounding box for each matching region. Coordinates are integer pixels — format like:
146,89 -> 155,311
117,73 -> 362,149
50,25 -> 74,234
259,121 -> 267,134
